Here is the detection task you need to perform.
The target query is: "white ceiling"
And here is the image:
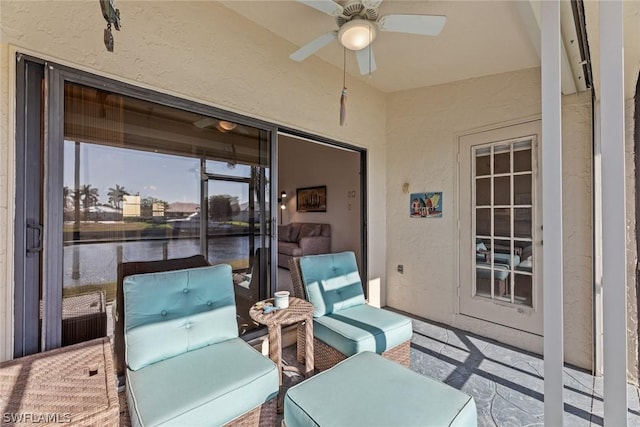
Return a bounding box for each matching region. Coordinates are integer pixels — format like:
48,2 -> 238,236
220,0 -> 640,97
220,0 -> 541,93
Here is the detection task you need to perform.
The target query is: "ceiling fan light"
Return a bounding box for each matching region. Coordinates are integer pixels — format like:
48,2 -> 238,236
338,20 -> 377,51
217,120 -> 237,132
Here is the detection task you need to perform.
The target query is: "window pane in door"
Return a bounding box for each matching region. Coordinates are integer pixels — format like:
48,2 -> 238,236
493,177 -> 510,205
493,145 -> 510,174
476,178 -> 491,206
514,175 -> 532,205
476,208 -> 491,236
493,208 -> 511,238
514,208 -> 532,238
476,151 -> 490,176
514,147 -> 532,172
471,138 -> 534,307
514,273 -> 533,306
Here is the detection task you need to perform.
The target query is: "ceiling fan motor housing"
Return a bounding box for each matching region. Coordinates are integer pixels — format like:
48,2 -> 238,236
336,1 -> 378,27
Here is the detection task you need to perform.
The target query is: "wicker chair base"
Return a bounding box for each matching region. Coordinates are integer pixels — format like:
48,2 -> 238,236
297,324 -> 411,371
120,392 -> 276,426
225,398 -> 277,427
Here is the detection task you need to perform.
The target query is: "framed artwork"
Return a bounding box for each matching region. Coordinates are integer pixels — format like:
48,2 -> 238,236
297,186 -> 327,212
410,192 -> 442,218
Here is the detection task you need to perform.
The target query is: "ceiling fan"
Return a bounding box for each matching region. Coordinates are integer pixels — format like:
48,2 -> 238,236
290,0 -> 446,75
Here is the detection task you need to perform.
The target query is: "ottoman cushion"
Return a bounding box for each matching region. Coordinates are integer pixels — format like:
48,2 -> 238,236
284,352 -> 477,427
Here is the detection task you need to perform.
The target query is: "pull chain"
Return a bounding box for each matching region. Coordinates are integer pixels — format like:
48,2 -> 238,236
340,47 -> 347,126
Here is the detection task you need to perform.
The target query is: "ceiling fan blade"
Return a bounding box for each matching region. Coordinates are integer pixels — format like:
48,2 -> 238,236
377,14 -> 446,36
355,46 -> 377,75
290,31 -> 338,62
296,0 -> 344,17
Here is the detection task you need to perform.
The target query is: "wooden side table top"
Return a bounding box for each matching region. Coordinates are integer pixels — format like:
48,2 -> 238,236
249,297 -> 313,326
0,337 -> 119,426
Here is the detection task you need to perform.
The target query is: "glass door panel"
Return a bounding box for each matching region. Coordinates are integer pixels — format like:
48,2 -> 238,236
472,139 -> 534,306
60,81 -> 272,346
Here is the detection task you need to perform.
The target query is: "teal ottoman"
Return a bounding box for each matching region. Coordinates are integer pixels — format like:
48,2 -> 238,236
284,351 -> 477,427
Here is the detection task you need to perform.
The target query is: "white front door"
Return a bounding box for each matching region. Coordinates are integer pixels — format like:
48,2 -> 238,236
458,120 -> 543,335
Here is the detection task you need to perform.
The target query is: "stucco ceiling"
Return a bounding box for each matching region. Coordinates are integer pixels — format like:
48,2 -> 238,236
220,0 -> 640,97
219,0 -> 541,93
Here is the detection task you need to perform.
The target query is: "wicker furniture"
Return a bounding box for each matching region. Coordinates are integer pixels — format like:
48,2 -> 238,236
289,252 -> 412,371
123,264 -> 278,426
249,297 -> 314,384
0,337 -> 119,426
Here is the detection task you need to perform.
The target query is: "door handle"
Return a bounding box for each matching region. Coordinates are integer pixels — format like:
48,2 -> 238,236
26,220 -> 43,256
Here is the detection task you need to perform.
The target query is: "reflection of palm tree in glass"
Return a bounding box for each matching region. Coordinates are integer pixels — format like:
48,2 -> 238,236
107,184 -> 130,211
79,184 -> 99,211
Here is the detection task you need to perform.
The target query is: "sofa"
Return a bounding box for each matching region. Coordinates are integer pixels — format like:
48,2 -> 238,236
123,264 -> 278,426
277,222 -> 331,268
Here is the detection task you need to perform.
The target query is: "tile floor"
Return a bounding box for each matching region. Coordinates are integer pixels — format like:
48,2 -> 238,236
405,313 -> 640,426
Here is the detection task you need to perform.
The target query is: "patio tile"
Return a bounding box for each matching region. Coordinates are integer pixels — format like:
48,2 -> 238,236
405,314 -> 640,427
411,318 -> 449,342
490,391 -> 543,426
410,346 -> 459,382
411,331 -> 447,355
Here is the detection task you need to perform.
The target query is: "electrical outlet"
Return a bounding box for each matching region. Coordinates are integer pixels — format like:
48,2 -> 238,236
397,265 -> 403,274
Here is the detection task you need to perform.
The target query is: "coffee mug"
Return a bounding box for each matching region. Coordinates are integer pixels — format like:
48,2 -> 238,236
274,291 -> 290,309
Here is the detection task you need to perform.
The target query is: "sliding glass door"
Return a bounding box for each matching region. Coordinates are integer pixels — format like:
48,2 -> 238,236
15,59 -> 274,354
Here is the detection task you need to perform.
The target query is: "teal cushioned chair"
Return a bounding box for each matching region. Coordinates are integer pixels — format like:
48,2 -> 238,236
289,251 -> 413,371
124,264 -> 278,427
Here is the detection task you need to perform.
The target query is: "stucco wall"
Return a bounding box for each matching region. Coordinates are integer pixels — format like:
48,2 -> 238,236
386,67 -> 594,370
0,0 -> 387,360
278,136 -> 362,266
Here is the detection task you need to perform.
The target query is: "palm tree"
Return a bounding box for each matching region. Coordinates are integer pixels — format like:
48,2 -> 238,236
107,184 -> 129,210
79,184 -> 99,211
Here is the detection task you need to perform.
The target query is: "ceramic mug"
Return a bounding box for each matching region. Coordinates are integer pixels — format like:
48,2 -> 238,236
274,291 -> 290,309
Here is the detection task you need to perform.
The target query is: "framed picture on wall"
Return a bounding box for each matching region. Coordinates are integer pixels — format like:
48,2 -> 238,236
297,186 -> 327,212
410,192 -> 442,218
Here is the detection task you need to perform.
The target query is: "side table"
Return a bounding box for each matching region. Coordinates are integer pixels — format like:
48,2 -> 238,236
249,296 -> 314,385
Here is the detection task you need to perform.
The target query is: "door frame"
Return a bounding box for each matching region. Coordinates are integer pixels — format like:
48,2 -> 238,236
14,54 -> 280,352
13,56 -> 45,357
456,117 -> 543,335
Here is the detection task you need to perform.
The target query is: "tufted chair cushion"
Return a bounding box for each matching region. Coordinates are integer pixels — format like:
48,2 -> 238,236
299,251 -> 366,317
124,264 -> 237,371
